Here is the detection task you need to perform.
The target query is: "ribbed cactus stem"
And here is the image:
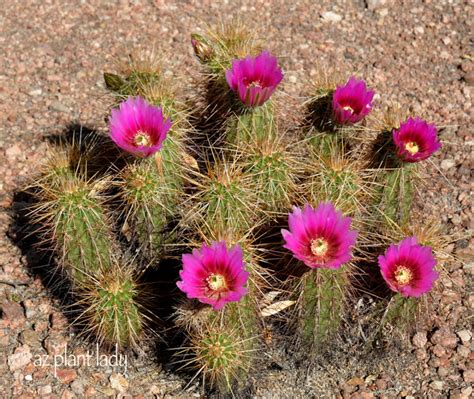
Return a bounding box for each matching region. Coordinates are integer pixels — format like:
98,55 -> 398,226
298,268 -> 346,350
119,154 -> 180,258
79,262 -> 144,348
42,175 -> 112,283
380,164 -> 414,225
227,102 -> 276,145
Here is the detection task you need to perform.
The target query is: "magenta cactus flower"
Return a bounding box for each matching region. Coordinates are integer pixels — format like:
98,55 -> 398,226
393,117 -> 441,162
225,51 -> 283,107
177,241 -> 249,310
332,76 -> 375,125
378,237 -> 439,297
109,96 -> 172,158
281,202 -> 358,269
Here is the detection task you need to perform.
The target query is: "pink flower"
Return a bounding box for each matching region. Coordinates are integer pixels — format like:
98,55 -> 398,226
177,241 -> 249,310
393,117 -> 441,162
225,51 -> 283,107
378,237 -> 438,297
109,96 -> 172,158
281,202 -> 358,269
332,77 -> 375,124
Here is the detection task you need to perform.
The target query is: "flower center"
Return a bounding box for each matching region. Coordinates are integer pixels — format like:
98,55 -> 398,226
134,131 -> 152,147
246,79 -> 263,89
394,265 -> 413,286
342,105 -> 354,114
405,141 -> 419,155
206,274 -> 226,291
310,238 -> 329,257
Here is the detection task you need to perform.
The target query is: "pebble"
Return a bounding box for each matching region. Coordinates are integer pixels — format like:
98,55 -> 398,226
431,328 -> 458,349
38,385 -> 52,396
321,11 -> 343,23
50,101 -> 70,113
429,380 -> 444,391
441,159 -> 456,170
1,301 -> 25,321
110,373 -> 129,393
56,368 -> 77,384
365,0 -> 388,11
463,369 -> 474,383
412,331 -> 427,348
28,88 -> 43,96
8,344 -> 32,372
456,330 -> 472,343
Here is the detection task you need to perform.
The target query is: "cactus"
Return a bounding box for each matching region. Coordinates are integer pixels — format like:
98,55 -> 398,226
76,259 -> 145,348
22,21 -> 444,396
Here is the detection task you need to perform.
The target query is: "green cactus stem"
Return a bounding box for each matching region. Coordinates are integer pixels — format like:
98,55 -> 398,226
77,261 -> 144,348
296,267 -> 347,351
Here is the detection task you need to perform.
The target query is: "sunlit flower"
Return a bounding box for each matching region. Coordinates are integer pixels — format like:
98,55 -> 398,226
332,76 -> 375,124
109,96 -> 171,158
225,51 -> 283,107
378,237 -> 438,297
177,241 -> 249,310
393,117 -> 441,162
281,202 -> 358,269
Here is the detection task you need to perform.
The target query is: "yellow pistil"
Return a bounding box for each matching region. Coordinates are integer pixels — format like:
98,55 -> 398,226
134,131 -> 152,147
310,238 -> 329,257
405,141 -> 419,155
342,105 -> 354,114
207,274 -> 226,291
394,265 -> 413,286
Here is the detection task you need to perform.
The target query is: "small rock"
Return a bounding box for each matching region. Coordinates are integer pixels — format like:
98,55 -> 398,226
19,330 -> 39,346
365,0 -> 387,10
50,101 -> 69,113
457,345 -> 470,358
430,380 -> 443,391
440,159 -> 456,170
25,374 -> 33,381
110,373 -> 128,393
442,37 -> 451,45
61,389 -> 75,399
71,379 -> 84,396
461,386 -> 473,397
56,368 -> 77,384
2,301 -> 25,321
8,345 -> 32,372
5,145 -> 23,160
412,331 -> 427,348
346,377 -> 365,386
464,72 -> 474,86
43,334 -> 68,356
437,366 -> 449,378
28,88 -> 42,96
321,11 -> 342,23
456,330 -> 472,343
37,385 -> 52,396
414,26 -> 424,35
463,369 -> 474,383
432,344 -> 447,357
431,328 -> 458,348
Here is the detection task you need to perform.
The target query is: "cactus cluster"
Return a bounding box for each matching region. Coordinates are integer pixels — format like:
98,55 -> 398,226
27,23 -> 445,394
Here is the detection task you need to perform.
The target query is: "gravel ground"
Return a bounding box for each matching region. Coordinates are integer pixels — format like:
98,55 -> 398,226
1,0 -> 472,398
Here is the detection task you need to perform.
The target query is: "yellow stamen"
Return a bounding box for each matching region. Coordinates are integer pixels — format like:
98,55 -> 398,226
207,274 -> 226,291
405,141 -> 419,155
134,131 -> 152,147
394,266 -> 413,286
343,105 -> 354,114
310,238 -> 329,257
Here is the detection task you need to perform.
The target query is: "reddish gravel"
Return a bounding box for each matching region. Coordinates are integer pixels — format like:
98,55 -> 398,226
1,0 -> 472,398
